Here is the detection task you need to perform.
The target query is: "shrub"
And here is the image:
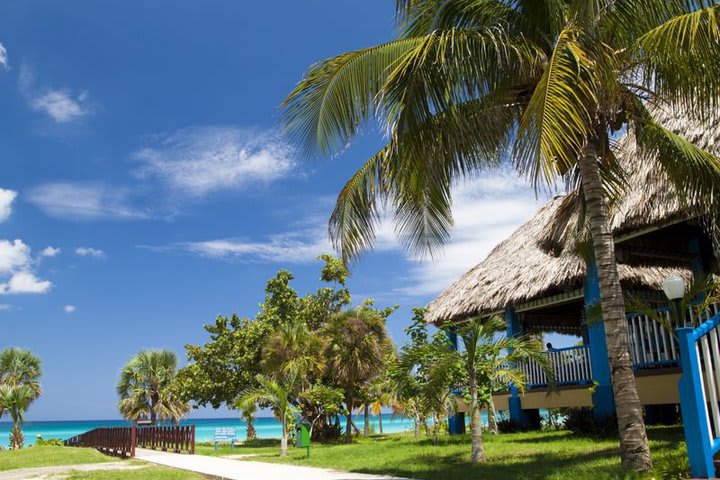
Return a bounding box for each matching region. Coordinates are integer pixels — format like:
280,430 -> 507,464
655,448 -> 690,480
35,435 -> 65,446
561,408 -> 618,437
497,419 -> 533,434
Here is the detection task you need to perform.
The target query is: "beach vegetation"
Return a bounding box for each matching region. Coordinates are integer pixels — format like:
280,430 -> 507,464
0,347 -> 42,449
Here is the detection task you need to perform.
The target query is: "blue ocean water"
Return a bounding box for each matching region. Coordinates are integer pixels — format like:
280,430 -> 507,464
0,414 -> 427,449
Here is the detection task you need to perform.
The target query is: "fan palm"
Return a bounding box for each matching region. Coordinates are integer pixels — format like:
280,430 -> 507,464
0,348 -> 42,400
116,349 -> 189,424
262,321 -> 326,387
323,307 -> 392,443
235,373 -> 298,457
0,384 -> 35,449
282,0 -> 720,470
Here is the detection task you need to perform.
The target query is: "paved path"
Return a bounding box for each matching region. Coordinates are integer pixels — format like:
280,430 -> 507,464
135,448 -> 413,480
0,462 -> 142,480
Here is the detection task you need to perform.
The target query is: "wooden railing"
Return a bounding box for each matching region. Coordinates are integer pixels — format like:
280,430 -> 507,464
137,425 -> 195,454
64,426 -> 136,457
518,345 -> 593,388
64,425 -> 195,457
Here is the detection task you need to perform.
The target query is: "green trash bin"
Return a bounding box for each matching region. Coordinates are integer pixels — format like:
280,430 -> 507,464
295,418 -> 311,458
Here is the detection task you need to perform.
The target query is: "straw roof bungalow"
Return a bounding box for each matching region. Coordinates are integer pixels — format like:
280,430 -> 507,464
426,103 -> 720,326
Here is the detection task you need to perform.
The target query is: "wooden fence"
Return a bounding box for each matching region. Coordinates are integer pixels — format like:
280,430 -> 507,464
63,425 -> 195,457
64,426 -> 136,457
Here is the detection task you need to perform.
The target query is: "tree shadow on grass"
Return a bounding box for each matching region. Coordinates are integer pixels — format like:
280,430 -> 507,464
344,447 -> 626,480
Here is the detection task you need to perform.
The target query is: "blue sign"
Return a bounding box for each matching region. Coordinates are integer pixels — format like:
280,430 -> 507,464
213,427 -> 236,449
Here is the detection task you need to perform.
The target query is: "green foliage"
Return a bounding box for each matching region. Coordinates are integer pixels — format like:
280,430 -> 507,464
561,408 -> 618,437
654,446 -> 690,480
0,348 -> 42,449
34,436 -> 65,446
116,349 -> 188,424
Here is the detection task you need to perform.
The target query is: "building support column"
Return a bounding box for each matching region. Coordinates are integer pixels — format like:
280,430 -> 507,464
506,307 -> 541,429
445,329 -> 466,435
584,257 -> 616,418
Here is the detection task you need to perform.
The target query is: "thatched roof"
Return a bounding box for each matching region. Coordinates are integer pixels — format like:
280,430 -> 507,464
426,104 -> 719,324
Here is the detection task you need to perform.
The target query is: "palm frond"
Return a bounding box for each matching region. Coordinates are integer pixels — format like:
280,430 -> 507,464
514,26 -> 598,187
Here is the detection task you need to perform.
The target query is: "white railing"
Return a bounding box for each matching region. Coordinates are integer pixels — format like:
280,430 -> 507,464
627,302 -> 720,368
518,345 -> 593,388
676,307 -> 720,478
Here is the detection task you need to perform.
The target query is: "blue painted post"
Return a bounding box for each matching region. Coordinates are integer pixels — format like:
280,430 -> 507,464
584,258 -> 615,418
506,307 -> 540,428
677,327 -> 715,478
445,329 -> 465,435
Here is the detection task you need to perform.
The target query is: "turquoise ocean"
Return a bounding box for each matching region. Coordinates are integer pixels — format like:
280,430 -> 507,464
0,414 -> 447,449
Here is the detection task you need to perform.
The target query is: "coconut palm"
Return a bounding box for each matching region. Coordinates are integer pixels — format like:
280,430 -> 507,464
116,349 -> 189,424
323,307 -> 392,443
235,373 -> 298,457
0,348 -> 42,399
282,0 -> 720,470
0,384 -> 35,449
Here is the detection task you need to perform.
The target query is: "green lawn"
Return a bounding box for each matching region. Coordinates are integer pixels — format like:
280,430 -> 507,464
198,426 -> 686,480
63,465 -> 207,479
0,445 -> 115,471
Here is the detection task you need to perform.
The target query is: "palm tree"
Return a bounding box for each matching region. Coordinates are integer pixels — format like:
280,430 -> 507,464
116,349 -> 189,424
322,307 -> 392,443
236,373 -> 298,457
0,384 -> 35,449
239,403 -> 257,441
282,0 -> 720,471
262,321 -> 326,388
0,348 -> 42,399
458,316 -> 551,463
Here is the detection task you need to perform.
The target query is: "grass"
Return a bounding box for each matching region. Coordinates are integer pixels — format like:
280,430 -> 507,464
63,465 -> 207,479
197,426 -> 686,480
0,445 -> 115,471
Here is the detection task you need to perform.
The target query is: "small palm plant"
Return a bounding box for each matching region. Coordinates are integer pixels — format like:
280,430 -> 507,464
0,384 -> 35,449
235,373 -> 298,457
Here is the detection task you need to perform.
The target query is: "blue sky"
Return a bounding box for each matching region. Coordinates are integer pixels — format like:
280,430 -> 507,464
0,1 -> 560,421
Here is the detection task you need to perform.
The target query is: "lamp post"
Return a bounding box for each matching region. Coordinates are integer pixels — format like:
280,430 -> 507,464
662,275 -> 686,326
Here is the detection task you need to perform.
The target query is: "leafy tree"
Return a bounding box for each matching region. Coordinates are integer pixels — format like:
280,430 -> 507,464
117,349 -> 189,424
262,321 -> 326,388
236,373 -> 298,457
297,382 -> 345,440
0,384 -> 34,449
282,0 -> 720,470
323,306 -> 393,443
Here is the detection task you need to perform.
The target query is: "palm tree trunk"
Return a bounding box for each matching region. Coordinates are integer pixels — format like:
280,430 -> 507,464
363,404 -> 370,437
487,401 -> 498,435
378,410 -> 383,434
469,366 -> 485,463
246,415 -> 256,441
10,419 -> 23,449
414,412 -> 421,439
280,417 -> 288,457
578,147 -> 652,472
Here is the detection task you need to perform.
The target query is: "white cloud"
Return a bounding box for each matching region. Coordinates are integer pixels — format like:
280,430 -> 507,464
134,127 -> 295,196
0,240 -> 53,295
30,90 -> 89,123
0,304 -> 12,311
0,43 -> 8,69
0,189 -> 17,222
40,246 -> 61,257
174,228 -> 330,264
75,247 -> 105,258
27,183 -> 147,221
64,304 -> 76,314
0,271 -> 52,294
387,171 -> 547,297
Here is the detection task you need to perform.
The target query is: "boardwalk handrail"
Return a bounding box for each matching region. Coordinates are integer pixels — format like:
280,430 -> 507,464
519,345 -> 593,388
137,425 -> 195,454
677,309 -> 720,479
64,425 -> 195,457
64,426 -> 136,457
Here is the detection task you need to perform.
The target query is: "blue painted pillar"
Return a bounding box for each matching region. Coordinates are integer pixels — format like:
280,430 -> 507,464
445,329 -> 466,435
584,257 -> 615,418
677,327 -> 715,478
506,307 -> 540,429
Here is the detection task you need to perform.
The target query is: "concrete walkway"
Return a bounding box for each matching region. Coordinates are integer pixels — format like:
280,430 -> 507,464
135,448 -> 413,480
0,462 -> 143,480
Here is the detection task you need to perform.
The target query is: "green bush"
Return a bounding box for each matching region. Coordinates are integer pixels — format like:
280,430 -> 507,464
34,436 -> 65,447
561,408 -> 618,437
655,448 -> 690,480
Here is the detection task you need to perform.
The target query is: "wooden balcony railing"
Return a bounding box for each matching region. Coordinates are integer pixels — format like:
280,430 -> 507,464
64,425 -> 195,457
